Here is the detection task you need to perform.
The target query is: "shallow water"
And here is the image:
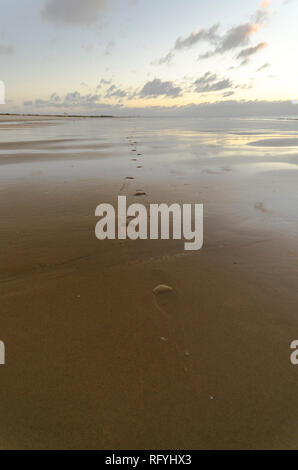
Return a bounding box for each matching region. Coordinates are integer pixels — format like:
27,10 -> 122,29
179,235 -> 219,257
1,116 -> 298,175
1,116 -> 298,232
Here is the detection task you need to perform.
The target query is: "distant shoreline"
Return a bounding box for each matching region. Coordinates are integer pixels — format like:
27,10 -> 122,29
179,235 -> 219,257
0,113 -> 297,121
0,113 -> 117,119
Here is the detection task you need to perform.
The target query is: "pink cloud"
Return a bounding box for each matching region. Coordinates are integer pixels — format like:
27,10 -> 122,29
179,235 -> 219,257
261,0 -> 272,9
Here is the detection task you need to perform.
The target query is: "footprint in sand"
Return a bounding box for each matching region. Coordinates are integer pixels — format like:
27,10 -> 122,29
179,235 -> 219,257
134,190 -> 146,196
254,202 -> 271,213
152,284 -> 174,323
152,283 -> 191,368
119,182 -> 127,192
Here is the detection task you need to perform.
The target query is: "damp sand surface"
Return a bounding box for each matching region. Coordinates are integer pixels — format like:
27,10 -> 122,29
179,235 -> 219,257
1,115 -> 298,449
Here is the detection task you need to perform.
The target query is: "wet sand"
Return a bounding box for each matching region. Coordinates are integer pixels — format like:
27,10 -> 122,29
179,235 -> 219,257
1,115 -> 298,449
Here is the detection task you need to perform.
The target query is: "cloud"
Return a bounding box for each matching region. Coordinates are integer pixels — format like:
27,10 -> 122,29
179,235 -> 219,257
29,91 -> 102,108
199,50 -> 216,60
64,91 -> 101,105
96,79 -> 113,91
154,52 -> 174,66
139,78 -> 182,98
174,24 -> 220,51
222,91 -> 234,98
97,79 -> 112,87
257,62 -> 271,71
172,100 -> 298,118
193,72 -> 233,93
218,24 -> 260,53
20,85 -> 139,115
199,1 -> 271,60
261,0 -> 272,7
155,25 -> 219,65
104,85 -> 127,98
237,41 -> 268,59
41,0 -> 108,25
104,40 -> 115,56
21,98 -> 298,119
0,44 -> 14,55
199,22 -> 264,59
50,92 -> 61,103
155,1 -> 271,66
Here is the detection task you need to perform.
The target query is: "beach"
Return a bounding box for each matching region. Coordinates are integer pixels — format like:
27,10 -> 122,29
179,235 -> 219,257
1,114 -> 298,449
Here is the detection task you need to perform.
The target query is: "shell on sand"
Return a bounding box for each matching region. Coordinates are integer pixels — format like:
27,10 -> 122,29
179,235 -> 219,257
153,284 -> 173,295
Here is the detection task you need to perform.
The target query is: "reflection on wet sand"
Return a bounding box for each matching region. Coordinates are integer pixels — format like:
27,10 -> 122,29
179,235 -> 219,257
1,115 -> 298,449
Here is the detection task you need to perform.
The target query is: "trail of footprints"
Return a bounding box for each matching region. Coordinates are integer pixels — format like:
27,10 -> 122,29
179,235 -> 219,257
124,133 -> 146,196
123,134 -> 191,371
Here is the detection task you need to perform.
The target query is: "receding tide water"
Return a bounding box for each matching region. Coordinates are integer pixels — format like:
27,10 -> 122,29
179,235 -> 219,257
1,115 -> 298,449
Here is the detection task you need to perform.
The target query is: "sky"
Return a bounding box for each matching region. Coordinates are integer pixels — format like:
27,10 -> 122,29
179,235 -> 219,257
0,0 -> 298,116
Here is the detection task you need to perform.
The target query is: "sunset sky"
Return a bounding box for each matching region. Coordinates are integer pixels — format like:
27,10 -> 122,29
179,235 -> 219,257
1,0 -> 298,115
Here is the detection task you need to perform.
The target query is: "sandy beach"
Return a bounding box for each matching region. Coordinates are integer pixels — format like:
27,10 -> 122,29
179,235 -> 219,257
1,114 -> 298,449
